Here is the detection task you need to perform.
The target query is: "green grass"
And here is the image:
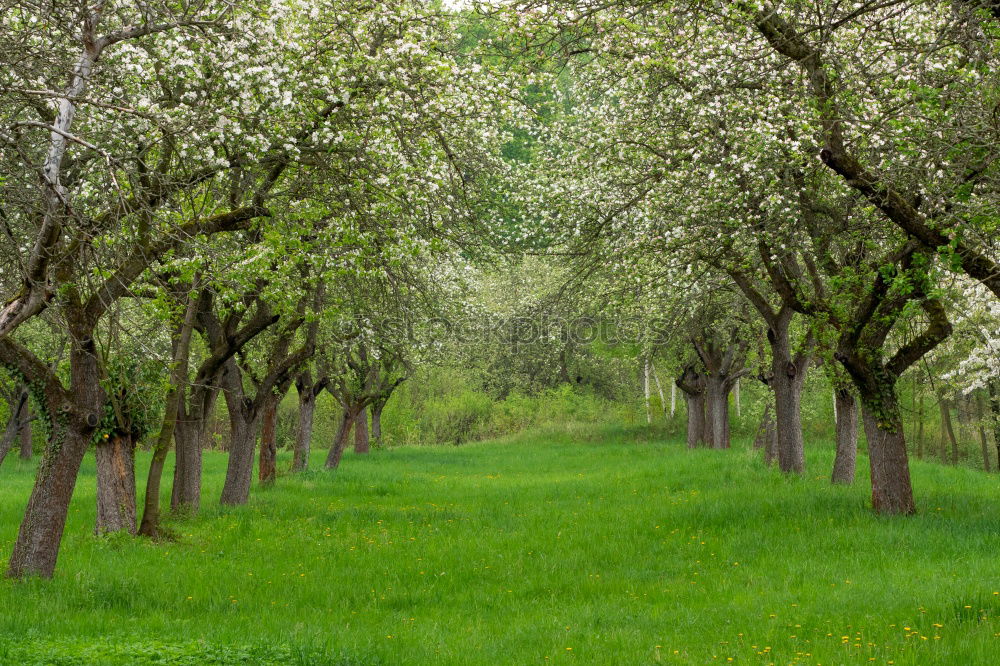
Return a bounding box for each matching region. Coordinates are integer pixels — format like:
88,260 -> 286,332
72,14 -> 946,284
1,425 -> 999,664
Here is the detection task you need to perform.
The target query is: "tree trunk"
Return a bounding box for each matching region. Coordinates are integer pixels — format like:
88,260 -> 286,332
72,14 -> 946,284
990,380 -> 1000,473
643,357 -> 652,424
293,385 -> 317,472
976,392 -> 992,473
703,376 -> 731,449
768,316 -> 808,473
371,399 -> 385,445
831,389 -> 858,484
651,363 -> 668,420
258,399 -> 278,485
7,336 -> 104,579
683,393 -> 705,449
754,403 -> 771,450
95,434 -> 136,535
0,389 -> 28,466
354,406 -> 370,454
18,405 -> 32,460
220,408 -> 261,505
754,402 -> 778,467
6,421 -> 93,578
140,293 -> 197,536
763,414 -> 778,466
860,395 -> 915,515
692,333 -> 748,451
915,386 -> 925,460
956,393 -> 976,443
771,371 -> 806,471
218,355 -> 261,506
171,420 -> 204,512
325,407 -> 357,469
940,397 -> 959,465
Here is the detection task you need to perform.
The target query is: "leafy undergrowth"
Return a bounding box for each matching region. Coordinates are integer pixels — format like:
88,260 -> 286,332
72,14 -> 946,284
1,424 -> 999,664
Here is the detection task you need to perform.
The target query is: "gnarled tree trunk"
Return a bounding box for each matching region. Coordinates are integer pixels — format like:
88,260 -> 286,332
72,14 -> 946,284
171,419 -> 205,512
219,358 -> 262,506
703,376 -> 730,449
18,405 -> 32,460
294,383 -> 317,472
686,393 -> 706,449
7,335 -> 104,579
754,402 -> 778,466
258,398 -> 278,485
325,406 -> 359,469
989,380 -> 1000,473
95,434 -> 136,535
371,398 -> 386,445
915,383 -> 925,459
939,397 -> 959,465
7,421 -> 94,578
976,392 -> 992,473
757,308 -> 812,473
860,394 -> 915,515
221,406 -> 261,506
831,389 -> 858,484
693,334 -> 747,451
676,366 -> 706,449
140,291 -> 197,537
354,406 -> 369,454
0,389 -> 29,467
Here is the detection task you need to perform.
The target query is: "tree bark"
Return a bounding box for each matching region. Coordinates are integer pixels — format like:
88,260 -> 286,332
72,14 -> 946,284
693,333 -> 747,451
371,399 -> 385,445
915,383 -> 925,460
703,376 -> 731,449
643,357 -> 652,424
754,403 -> 771,450
754,402 -> 778,467
859,394 -> 915,515
293,381 -> 317,472
325,407 -> 358,469
18,405 -> 32,460
7,420 -> 92,578
94,434 -> 136,535
940,397 -> 959,465
766,311 -> 810,473
220,406 -> 261,505
763,413 -> 778,466
989,380 -> 1000,473
354,406 -> 370,454
685,393 -> 706,449
171,384 -> 220,513
976,392 -> 992,473
831,389 -> 858,484
7,335 -> 104,579
139,290 -> 197,537
171,419 -> 204,512
258,398 -> 278,485
651,363 -> 668,420
0,389 -> 29,466
219,358 -> 263,506
676,366 -> 706,448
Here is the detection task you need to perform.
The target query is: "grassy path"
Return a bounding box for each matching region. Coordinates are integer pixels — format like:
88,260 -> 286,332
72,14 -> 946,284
1,426 -> 999,664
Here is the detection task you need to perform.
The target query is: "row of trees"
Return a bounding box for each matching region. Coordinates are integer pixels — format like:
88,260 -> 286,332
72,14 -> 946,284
0,0 -> 518,578
2,0 -> 998,581
486,0 -> 1000,514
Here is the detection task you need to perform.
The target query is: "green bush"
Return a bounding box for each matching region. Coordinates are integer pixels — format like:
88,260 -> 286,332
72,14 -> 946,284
374,368 -> 630,447
421,391 -> 494,445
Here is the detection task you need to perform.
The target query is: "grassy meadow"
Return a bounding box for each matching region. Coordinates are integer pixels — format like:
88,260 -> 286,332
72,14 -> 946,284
1,426 -> 999,664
